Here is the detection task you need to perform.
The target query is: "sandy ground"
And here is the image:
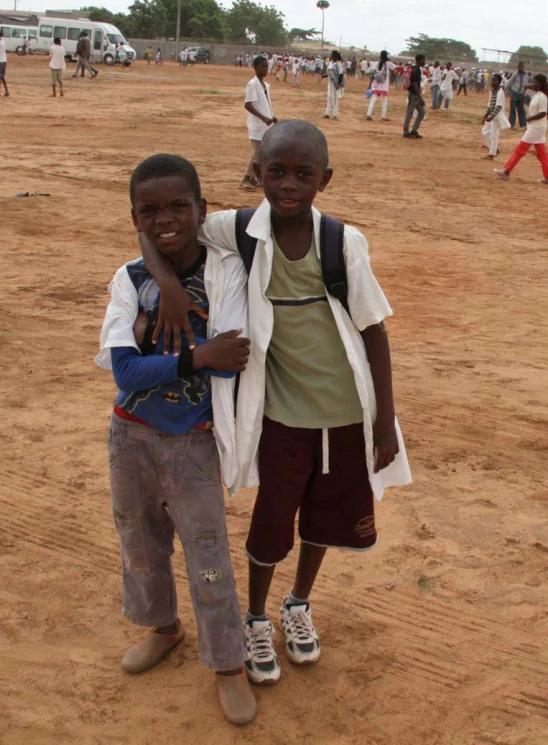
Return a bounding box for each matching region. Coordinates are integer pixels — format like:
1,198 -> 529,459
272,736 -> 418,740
1,56 -> 548,745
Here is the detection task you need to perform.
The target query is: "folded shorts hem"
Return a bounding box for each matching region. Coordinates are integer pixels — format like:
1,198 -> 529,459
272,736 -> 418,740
245,547 -> 293,567
300,538 -> 378,553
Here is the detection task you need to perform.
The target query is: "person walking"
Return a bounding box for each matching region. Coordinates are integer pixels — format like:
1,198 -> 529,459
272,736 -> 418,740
240,56 -> 276,191
430,60 -> 442,108
495,74 -> 548,184
72,32 -> 98,79
403,54 -> 426,139
440,62 -> 458,110
366,50 -> 396,121
323,50 -> 344,120
505,61 -> 528,129
0,30 -> 9,97
457,68 -> 467,96
481,74 -> 510,159
49,37 -> 66,97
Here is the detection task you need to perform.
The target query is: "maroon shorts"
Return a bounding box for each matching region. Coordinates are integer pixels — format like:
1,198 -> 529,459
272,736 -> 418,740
245,418 -> 377,566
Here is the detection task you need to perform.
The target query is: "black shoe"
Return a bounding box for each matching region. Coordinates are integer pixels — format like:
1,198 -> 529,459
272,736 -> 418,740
409,131 -> 423,139
403,132 -> 412,138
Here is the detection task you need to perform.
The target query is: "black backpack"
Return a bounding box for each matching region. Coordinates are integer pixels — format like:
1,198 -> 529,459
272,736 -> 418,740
234,208 -> 350,314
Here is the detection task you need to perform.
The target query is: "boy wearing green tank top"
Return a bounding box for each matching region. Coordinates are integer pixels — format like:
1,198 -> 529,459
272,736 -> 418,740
140,120 -> 411,688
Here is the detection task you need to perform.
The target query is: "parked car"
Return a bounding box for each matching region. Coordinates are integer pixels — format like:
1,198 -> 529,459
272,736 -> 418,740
186,46 -> 210,64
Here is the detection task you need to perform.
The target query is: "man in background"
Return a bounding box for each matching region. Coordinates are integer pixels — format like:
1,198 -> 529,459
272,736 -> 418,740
506,61 -> 528,129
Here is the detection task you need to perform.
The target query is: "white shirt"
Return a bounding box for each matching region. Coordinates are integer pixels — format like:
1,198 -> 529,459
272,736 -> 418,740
523,91 -> 548,144
200,200 -> 412,500
441,69 -> 458,97
49,44 -> 66,69
95,245 -> 248,492
360,60 -> 368,72
188,50 -> 196,61
245,76 -> 273,141
371,60 -> 396,93
431,67 -> 442,85
0,39 -> 7,64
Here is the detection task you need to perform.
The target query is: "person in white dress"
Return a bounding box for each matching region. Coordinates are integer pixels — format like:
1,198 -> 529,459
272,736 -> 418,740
323,50 -> 344,120
366,50 -> 396,121
481,74 -> 510,159
440,62 -> 459,110
495,74 -> 548,184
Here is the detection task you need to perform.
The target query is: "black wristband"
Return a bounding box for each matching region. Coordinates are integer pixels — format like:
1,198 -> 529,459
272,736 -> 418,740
177,348 -> 194,379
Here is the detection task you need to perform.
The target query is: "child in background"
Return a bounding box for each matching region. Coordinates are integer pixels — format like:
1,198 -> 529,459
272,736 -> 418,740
495,74 -> 548,184
440,62 -> 459,110
146,45 -> 153,65
140,121 -> 412,688
240,55 -> 277,192
481,74 -> 510,159
366,50 -> 396,121
155,48 -> 163,65
323,50 -> 344,120
49,37 -> 65,97
95,154 -> 256,725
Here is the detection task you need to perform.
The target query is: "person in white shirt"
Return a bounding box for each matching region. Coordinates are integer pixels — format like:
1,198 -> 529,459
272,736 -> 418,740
49,37 -> 66,98
188,49 -> 196,66
430,60 -> 442,108
481,74 -> 510,158
440,62 -> 459,110
323,50 -> 344,120
0,30 -> 9,97
366,50 -> 396,121
496,74 -> 548,184
292,56 -> 300,87
240,56 -> 277,192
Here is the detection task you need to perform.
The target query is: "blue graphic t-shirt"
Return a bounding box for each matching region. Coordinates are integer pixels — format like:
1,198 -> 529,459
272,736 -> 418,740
111,251 -> 215,434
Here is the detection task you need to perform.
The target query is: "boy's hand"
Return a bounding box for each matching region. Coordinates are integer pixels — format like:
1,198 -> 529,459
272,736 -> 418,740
153,278 -> 209,354
193,330 -> 250,372
373,418 -> 399,473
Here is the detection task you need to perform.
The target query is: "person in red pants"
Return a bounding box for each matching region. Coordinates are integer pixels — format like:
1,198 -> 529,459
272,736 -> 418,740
495,74 -> 548,184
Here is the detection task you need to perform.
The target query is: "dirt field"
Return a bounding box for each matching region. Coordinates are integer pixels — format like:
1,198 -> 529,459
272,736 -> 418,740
1,56 -> 548,745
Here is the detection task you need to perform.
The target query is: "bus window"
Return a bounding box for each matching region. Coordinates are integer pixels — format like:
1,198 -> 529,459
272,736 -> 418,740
53,26 -> 67,39
67,28 -> 81,41
11,28 -> 24,38
28,29 -> 37,39
40,25 -> 53,38
0,27 -> 12,38
93,30 -> 102,51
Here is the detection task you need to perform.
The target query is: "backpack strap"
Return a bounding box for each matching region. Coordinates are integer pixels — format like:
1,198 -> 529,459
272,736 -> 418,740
234,208 -> 258,275
319,215 -> 349,315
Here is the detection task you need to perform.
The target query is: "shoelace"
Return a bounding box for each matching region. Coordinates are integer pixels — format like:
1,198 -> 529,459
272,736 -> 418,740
248,623 -> 275,661
285,608 -> 316,643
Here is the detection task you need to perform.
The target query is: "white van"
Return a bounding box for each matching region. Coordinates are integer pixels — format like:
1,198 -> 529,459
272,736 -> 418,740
0,24 -> 38,54
36,17 -> 136,65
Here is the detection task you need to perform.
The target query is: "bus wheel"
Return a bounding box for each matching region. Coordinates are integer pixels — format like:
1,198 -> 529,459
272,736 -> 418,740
104,54 -> 115,66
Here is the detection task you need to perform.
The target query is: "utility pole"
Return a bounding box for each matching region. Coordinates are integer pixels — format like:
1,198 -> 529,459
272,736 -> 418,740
176,0 -> 181,60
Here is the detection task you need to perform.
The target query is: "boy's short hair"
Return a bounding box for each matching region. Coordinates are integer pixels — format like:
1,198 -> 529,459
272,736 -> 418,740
253,55 -> 267,68
260,120 -> 329,168
492,73 -> 503,84
54,37 -> 61,44
130,154 -> 201,204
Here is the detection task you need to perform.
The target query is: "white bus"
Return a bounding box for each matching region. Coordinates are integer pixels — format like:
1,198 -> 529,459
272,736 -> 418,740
36,17 -> 136,65
0,24 -> 38,54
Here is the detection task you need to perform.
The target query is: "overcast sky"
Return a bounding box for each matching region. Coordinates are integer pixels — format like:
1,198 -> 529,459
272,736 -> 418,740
16,0 -> 548,59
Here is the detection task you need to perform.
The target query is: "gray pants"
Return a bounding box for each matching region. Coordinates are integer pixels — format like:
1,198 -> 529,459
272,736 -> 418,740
74,57 -> 97,77
403,94 -> 425,133
108,415 -> 246,672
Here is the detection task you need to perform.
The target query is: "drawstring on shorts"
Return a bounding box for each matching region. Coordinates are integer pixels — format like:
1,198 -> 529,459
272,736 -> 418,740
322,428 -> 330,475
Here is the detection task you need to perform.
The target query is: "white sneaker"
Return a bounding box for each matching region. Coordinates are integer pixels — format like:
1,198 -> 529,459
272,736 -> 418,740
244,618 -> 281,685
279,597 -> 321,665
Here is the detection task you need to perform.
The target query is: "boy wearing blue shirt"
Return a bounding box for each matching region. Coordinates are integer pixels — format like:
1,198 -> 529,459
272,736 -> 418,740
95,154 -> 256,725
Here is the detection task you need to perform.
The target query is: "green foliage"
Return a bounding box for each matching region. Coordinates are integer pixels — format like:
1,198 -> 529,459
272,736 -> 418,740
402,33 -> 479,63
82,6 -> 137,37
225,0 -> 289,46
159,0 -> 227,40
316,1 -> 330,9
509,45 -> 548,65
127,0 -> 167,38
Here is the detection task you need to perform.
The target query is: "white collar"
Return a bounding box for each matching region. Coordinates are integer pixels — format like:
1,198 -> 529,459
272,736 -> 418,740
246,199 -> 323,257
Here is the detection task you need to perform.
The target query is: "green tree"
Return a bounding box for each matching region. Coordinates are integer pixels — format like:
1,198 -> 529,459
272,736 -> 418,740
226,0 -> 289,46
127,0 -> 167,38
82,6 -> 136,37
316,0 -> 329,51
402,33 -> 478,63
509,45 -> 548,65
158,0 -> 226,40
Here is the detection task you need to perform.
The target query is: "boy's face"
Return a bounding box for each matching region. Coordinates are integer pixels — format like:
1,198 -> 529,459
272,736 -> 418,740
257,140 -> 333,221
132,176 -> 206,261
492,77 -> 500,90
256,60 -> 268,78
